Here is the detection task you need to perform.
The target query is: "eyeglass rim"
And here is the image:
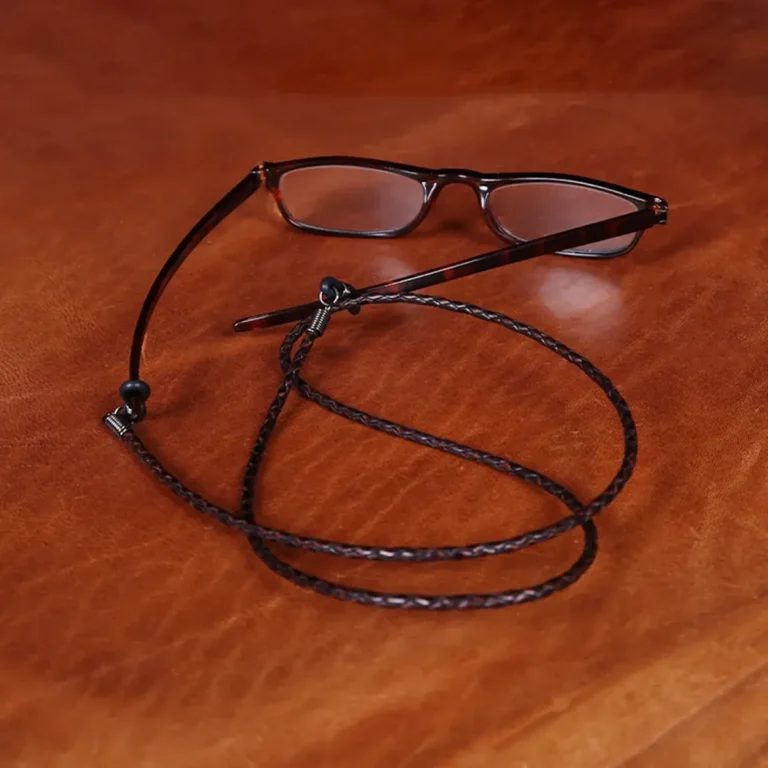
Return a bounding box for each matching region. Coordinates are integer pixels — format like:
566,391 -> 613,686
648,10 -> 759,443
263,156 -> 653,256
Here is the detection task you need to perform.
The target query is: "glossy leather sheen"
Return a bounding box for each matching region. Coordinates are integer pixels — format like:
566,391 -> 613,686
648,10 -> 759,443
2,1 -> 767,766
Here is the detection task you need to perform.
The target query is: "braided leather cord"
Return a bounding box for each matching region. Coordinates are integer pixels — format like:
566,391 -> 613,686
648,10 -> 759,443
115,291 -> 637,610
265,294 -> 638,559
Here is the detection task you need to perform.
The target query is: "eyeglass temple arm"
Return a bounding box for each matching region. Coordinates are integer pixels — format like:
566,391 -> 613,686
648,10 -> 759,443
126,169 -> 261,388
232,203 -> 667,333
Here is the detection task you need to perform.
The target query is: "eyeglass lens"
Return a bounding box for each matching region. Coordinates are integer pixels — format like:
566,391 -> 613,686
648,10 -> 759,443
489,181 -> 638,255
278,165 -> 425,234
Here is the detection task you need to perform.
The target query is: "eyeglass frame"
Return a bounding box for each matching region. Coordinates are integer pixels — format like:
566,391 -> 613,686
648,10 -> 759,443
265,156 -> 653,254
113,155 -> 668,423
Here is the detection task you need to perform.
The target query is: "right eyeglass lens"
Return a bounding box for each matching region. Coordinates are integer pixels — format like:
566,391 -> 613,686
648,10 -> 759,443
489,181 -> 639,255
278,165 -> 425,234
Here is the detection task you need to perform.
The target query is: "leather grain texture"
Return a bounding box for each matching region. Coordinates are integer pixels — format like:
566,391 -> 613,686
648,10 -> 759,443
2,1 -> 767,765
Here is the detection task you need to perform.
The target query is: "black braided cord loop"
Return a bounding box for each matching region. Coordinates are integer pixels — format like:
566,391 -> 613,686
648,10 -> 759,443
114,290 -> 637,610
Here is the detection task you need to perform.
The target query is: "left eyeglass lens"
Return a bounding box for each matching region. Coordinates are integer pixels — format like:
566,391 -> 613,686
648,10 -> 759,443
278,165 -> 425,234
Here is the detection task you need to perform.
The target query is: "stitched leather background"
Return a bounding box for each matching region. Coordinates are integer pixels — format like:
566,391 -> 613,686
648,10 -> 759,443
2,1 -> 767,766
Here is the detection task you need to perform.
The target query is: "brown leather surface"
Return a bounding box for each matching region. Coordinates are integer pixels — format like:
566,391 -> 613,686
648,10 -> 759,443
2,1 -> 768,765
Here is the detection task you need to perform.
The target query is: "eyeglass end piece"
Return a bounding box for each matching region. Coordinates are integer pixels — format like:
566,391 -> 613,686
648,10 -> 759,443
652,198 -> 669,224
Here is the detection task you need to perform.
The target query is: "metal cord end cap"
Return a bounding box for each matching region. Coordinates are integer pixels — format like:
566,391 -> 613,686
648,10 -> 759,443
102,407 -> 134,438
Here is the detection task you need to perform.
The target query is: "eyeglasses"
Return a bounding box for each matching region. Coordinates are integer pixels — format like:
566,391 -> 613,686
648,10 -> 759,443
113,156 -> 667,423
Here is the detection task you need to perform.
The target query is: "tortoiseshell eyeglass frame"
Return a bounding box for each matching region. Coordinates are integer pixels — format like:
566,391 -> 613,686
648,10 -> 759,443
113,156 -> 668,423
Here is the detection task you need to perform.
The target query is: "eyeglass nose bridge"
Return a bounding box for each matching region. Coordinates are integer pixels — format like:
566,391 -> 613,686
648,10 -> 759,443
432,168 -> 484,188
424,171 -> 502,238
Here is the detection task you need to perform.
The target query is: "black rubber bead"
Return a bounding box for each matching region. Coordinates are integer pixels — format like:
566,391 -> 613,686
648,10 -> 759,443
120,379 -> 151,404
319,276 -> 347,303
320,276 -> 360,314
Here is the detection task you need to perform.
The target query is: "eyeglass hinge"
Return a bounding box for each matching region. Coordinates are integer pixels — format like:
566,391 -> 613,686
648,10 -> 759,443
652,198 -> 669,223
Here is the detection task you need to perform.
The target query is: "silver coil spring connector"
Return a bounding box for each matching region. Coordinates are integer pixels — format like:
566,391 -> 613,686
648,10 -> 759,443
306,276 -> 357,338
306,306 -> 333,337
